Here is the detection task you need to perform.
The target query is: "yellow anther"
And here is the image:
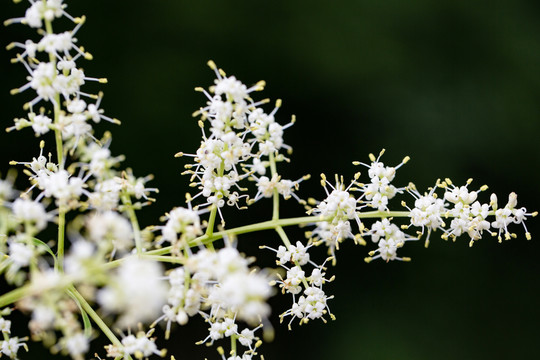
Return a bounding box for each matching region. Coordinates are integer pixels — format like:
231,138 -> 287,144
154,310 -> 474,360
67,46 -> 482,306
368,153 -> 376,162
174,152 -> 183,158
98,78 -> 108,83
74,15 -> 86,24
352,161 -> 361,166
255,80 -> 266,90
84,52 -> 93,60
207,60 -> 217,70
402,155 -> 410,164
526,232 -> 532,240
364,257 -> 373,263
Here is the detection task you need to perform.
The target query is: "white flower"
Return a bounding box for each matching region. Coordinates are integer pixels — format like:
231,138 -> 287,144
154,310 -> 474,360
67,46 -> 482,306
0,337 -> 26,358
65,333 -> 89,357
30,62 -> 57,101
30,305 -> 56,332
12,198 -> 49,231
86,211 -> 133,252
0,318 -> 11,334
8,241 -> 34,268
97,258 -> 167,328
31,113 -> 52,135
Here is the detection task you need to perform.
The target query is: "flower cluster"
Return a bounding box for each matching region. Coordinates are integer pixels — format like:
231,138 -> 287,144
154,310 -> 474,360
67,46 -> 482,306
3,1 -> 158,359
105,328 -> 165,360
365,218 -> 417,262
156,247 -> 271,359
308,173 -> 363,258
0,309 -> 28,360
1,2 -> 536,360
405,178 -> 537,248
354,149 -> 409,211
309,151 -> 410,261
179,61 -> 303,220
263,240 -> 335,329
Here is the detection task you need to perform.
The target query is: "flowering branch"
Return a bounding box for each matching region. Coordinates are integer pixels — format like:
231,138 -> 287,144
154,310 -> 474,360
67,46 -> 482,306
0,1 -> 536,360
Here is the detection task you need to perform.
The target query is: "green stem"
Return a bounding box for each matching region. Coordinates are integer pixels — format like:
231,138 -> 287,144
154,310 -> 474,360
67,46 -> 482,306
0,284 -> 30,308
0,276 -> 74,308
69,287 -> 132,360
45,19 -> 64,168
231,334 -> 237,356
141,254 -> 185,265
275,225 -> 292,248
269,152 -> 279,221
206,205 -> 218,238
57,208 -> 66,272
103,210 -> 411,268
205,145 -> 228,239
45,17 -> 67,271
121,194 -> 143,255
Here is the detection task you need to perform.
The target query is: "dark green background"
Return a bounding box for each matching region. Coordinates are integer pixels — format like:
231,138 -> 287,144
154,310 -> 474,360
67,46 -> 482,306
1,1 -> 539,359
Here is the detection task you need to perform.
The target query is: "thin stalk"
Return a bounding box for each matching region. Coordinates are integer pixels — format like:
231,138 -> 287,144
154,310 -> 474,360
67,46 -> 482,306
121,194 -> 143,255
231,334 -> 237,356
141,254 -> 185,265
104,210 -> 411,268
57,208 -> 66,271
206,205 -> 218,238
0,284 -> 29,308
0,276 -> 74,308
275,225 -> 292,248
45,18 -> 67,271
269,152 -> 279,221
205,144 -> 228,238
69,286 -> 132,360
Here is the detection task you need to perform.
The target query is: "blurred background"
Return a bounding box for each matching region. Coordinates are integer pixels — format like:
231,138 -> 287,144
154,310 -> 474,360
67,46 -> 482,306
1,0 -> 539,359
